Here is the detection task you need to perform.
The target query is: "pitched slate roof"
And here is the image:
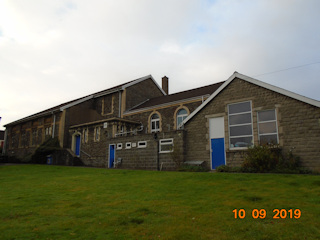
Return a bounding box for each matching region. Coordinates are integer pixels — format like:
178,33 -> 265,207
184,72 -> 320,124
5,75 -> 163,127
126,81 -> 225,113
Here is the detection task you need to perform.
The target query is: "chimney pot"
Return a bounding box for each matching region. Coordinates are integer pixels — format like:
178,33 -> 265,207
162,76 -> 169,95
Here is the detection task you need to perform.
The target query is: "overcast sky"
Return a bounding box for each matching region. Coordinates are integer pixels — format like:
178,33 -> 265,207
1,0 -> 320,130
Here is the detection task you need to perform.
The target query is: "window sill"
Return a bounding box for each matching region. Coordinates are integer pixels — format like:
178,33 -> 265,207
227,148 -> 249,152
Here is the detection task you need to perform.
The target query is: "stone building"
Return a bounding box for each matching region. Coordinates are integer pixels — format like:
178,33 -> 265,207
3,72 -> 320,171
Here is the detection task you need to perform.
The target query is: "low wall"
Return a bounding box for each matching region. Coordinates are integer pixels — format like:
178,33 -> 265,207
79,130 -> 186,170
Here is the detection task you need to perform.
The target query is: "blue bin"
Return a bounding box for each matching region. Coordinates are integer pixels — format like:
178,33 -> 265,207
47,155 -> 53,165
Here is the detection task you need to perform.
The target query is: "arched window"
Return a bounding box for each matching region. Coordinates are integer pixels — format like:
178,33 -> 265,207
150,113 -> 160,133
177,108 -> 188,129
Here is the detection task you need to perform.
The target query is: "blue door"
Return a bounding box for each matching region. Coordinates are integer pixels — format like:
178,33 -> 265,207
211,138 -> 225,169
109,144 -> 115,168
75,135 -> 81,156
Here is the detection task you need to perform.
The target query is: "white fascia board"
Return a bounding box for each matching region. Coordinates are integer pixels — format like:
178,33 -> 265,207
235,72 -> 320,108
4,109 -> 59,127
183,73 -> 236,125
93,88 -> 121,98
149,75 -> 167,96
60,95 -> 94,111
94,75 -> 167,99
122,75 -> 167,96
183,72 -> 320,125
124,95 -> 210,116
121,75 -> 152,89
94,75 -> 156,99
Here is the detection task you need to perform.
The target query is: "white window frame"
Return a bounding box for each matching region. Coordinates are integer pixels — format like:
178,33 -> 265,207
159,138 -> 174,153
94,127 -> 100,142
228,101 -> 253,149
125,142 -> 132,149
257,109 -> 279,145
138,141 -> 147,148
150,113 -> 160,133
83,128 -> 88,143
117,143 -> 123,150
177,109 -> 188,129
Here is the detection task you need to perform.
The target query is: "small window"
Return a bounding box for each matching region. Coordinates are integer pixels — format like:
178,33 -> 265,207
258,109 -> 278,145
83,128 -> 88,143
159,139 -> 174,153
94,127 -> 100,142
228,101 -> 253,149
45,126 -> 52,137
138,141 -> 147,148
150,113 -> 160,133
117,143 -> 123,150
177,108 -> 188,129
32,129 -> 37,146
125,142 -> 132,149
118,126 -> 124,135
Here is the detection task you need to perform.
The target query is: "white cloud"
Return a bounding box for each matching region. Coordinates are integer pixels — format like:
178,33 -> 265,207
1,0 -> 320,130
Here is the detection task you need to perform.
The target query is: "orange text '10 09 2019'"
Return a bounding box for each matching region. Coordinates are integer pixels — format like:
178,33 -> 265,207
233,209 -> 301,219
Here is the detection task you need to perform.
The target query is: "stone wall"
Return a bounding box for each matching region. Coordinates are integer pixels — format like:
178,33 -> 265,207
125,78 -> 164,111
185,78 -> 320,170
5,112 -> 63,159
76,122 -> 186,170
124,101 -> 203,133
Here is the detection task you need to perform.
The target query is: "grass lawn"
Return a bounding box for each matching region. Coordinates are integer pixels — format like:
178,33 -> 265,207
0,165 -> 319,240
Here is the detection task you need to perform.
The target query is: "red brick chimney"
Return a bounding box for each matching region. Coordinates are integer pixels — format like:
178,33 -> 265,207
162,76 -> 169,95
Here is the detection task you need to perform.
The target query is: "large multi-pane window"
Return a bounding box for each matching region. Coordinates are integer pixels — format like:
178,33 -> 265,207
151,113 -> 160,133
228,101 -> 253,148
177,108 -> 188,129
258,109 -> 278,145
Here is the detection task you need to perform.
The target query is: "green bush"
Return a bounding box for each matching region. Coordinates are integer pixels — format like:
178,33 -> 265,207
31,137 -> 61,164
242,145 -> 281,173
240,145 -> 305,173
215,145 -> 306,174
215,165 -> 231,172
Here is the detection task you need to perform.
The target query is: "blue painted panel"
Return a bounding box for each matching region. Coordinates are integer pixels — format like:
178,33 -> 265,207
211,138 -> 225,169
75,135 -> 81,156
109,145 -> 115,168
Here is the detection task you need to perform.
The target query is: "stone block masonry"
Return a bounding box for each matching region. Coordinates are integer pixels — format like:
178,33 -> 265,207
185,78 -> 320,170
77,122 -> 186,170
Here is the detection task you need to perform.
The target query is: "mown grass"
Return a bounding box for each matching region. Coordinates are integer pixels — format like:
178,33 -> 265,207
0,165 -> 319,240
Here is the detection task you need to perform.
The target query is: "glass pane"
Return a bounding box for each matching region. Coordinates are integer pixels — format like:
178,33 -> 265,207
260,134 -> 278,145
156,121 -> 159,129
228,101 -> 251,114
178,109 -> 187,115
259,122 -> 277,134
160,144 -> 173,152
151,114 -> 159,120
230,137 -> 253,148
177,117 -> 183,127
229,113 -> 251,125
258,110 -> 275,122
230,125 -> 252,137
161,139 -> 173,144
